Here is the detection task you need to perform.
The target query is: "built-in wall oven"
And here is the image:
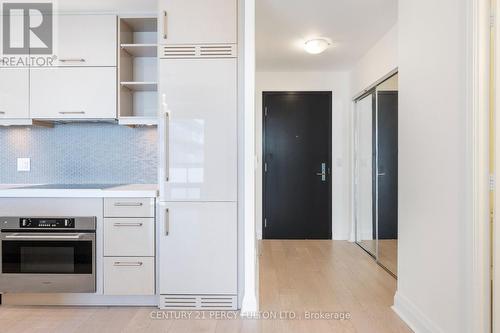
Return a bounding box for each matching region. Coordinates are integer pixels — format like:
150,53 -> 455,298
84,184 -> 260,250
0,217 -> 96,293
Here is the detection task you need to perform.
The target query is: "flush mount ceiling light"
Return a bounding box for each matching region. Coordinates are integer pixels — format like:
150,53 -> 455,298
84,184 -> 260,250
304,38 -> 331,54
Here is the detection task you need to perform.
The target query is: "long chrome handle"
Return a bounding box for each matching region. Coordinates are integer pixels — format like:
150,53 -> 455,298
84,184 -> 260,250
59,111 -> 85,115
113,202 -> 143,207
165,208 -> 169,236
113,261 -> 143,267
162,11 -> 168,39
113,222 -> 143,227
5,234 -> 84,240
59,58 -> 86,63
377,172 -> 386,176
164,112 -> 169,182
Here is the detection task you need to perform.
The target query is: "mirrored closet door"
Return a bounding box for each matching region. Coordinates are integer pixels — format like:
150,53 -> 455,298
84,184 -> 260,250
354,73 -> 398,276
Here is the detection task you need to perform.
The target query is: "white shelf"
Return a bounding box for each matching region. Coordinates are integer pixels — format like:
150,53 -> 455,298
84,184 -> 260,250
118,116 -> 158,126
121,44 -> 157,57
120,81 -> 158,92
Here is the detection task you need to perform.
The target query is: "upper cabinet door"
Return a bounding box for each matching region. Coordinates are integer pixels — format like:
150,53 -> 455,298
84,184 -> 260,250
30,67 -> 117,119
0,68 -> 29,119
159,58 -> 237,202
50,15 -> 117,67
158,0 -> 237,44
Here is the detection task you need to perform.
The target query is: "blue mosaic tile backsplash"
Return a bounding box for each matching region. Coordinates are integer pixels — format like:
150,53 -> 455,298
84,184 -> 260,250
0,123 -> 157,184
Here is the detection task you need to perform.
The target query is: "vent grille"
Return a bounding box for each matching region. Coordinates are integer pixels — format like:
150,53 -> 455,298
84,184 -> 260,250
161,46 -> 196,58
160,44 -> 236,59
160,295 -> 237,310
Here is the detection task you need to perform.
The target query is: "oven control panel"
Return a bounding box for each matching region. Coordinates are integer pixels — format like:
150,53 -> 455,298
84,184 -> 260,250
19,218 -> 75,228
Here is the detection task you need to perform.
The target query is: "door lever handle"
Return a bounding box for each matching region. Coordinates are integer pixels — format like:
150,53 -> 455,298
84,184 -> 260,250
317,162 -> 327,181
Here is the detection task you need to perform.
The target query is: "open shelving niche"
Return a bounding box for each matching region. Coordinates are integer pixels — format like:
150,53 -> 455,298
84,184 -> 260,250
118,16 -> 158,126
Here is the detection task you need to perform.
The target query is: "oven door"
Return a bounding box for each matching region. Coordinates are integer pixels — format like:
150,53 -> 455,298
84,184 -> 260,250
0,232 -> 95,293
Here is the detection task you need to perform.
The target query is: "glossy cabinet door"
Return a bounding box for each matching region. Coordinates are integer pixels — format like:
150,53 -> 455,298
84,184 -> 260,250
158,0 -> 236,44
50,15 -> 117,67
159,58 -> 237,201
30,67 -> 116,119
158,201 -> 237,295
0,68 -> 29,119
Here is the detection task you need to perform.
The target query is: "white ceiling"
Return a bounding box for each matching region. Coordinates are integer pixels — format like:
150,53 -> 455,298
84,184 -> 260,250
256,0 -> 398,72
55,0 -> 156,14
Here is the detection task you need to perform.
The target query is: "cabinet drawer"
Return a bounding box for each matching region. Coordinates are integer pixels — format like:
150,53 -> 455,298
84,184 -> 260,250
104,198 -> 155,217
30,67 -> 116,119
104,218 -> 154,256
104,257 -> 155,295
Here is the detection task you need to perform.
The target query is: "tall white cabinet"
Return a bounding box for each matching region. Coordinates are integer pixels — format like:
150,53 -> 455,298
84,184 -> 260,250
158,0 -> 238,310
158,58 -> 237,201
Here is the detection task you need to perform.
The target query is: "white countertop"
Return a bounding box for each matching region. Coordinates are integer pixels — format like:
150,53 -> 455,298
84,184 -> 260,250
0,184 -> 158,198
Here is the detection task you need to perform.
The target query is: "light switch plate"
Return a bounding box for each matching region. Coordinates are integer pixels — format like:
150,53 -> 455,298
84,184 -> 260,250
17,158 -> 30,172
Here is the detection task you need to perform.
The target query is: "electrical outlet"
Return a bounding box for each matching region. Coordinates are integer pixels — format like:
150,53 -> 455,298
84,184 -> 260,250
17,158 -> 30,172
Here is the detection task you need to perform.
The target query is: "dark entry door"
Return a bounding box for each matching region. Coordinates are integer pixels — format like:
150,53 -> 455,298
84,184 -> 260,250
263,92 -> 332,239
376,91 -> 398,239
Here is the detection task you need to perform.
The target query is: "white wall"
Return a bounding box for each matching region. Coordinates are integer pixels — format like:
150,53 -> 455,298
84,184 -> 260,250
255,71 -> 351,240
351,23 -> 398,97
393,0 -> 469,332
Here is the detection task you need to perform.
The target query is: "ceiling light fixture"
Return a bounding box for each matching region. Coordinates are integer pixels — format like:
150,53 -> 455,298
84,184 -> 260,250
304,38 -> 331,54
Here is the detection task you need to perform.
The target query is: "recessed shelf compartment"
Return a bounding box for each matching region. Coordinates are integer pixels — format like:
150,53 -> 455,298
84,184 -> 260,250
118,16 -> 158,126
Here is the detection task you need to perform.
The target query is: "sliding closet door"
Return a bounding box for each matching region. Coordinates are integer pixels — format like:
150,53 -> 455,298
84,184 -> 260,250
355,93 -> 376,257
354,74 -> 399,276
376,75 -> 399,276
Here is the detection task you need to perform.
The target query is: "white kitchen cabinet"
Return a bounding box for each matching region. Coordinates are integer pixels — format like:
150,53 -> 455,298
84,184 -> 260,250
104,257 -> 155,295
158,201 -> 237,295
50,15 -> 117,67
158,58 -> 237,201
30,67 -> 116,119
158,0 -> 236,44
0,68 -> 29,119
104,218 -> 155,257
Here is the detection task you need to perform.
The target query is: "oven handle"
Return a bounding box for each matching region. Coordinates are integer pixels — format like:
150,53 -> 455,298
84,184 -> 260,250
3,233 -> 89,240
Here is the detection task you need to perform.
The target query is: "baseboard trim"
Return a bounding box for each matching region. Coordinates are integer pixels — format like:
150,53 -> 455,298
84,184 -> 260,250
392,291 -> 444,333
2,293 -> 158,306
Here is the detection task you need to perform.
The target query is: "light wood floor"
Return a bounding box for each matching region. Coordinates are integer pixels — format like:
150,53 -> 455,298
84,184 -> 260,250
0,240 -> 411,333
357,239 -> 398,275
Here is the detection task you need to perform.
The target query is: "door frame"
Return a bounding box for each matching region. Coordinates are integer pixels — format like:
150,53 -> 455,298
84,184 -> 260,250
471,0 -> 491,332
262,91 -> 333,239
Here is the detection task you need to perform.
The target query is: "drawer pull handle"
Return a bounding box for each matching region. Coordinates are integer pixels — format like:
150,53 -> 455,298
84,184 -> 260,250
113,261 -> 143,267
113,222 -> 143,227
113,202 -> 143,207
59,58 -> 86,62
0,111 -> 5,114
59,111 -> 85,115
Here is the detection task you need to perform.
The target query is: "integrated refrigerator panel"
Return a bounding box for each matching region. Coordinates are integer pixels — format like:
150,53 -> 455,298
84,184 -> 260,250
158,201 -> 238,295
158,58 -> 237,202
